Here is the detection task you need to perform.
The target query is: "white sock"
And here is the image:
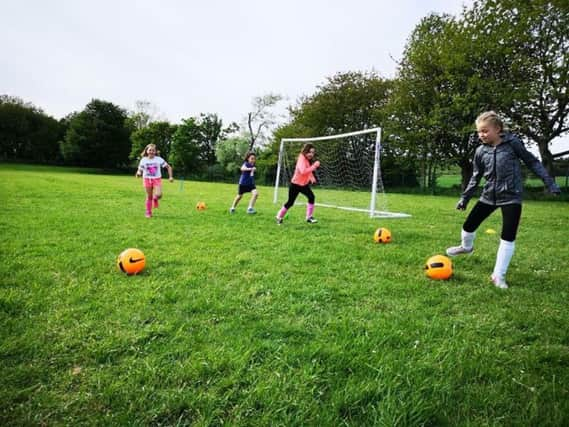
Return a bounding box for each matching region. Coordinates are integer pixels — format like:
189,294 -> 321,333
493,239 -> 515,281
461,229 -> 476,250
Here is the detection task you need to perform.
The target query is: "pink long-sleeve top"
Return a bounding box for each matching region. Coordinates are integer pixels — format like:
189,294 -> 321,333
291,154 -> 318,186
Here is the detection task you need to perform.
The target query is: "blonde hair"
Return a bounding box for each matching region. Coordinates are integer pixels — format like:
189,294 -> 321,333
141,143 -> 157,157
475,111 -> 504,132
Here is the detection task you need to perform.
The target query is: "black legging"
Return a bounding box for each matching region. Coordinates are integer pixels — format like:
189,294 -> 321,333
284,183 -> 315,209
463,201 -> 522,242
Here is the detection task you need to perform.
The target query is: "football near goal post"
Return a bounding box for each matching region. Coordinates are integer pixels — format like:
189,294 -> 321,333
273,128 -> 411,218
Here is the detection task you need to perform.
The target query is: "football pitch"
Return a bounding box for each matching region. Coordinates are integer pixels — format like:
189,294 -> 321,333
1,164 -> 568,425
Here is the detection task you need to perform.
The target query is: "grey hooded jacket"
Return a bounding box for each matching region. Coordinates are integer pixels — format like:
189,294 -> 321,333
461,133 -> 560,206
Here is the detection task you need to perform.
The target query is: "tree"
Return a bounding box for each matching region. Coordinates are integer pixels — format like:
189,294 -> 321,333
389,12 -> 499,190
170,114 -> 233,176
169,118 -> 203,176
0,95 -> 63,162
126,100 -> 163,132
271,71 -> 416,186
464,0 -> 569,177
61,99 -> 131,168
198,113 -> 225,165
0,95 -> 37,109
278,72 -> 391,137
215,136 -> 250,174
130,121 -> 177,161
245,93 -> 284,150
391,1 -> 569,189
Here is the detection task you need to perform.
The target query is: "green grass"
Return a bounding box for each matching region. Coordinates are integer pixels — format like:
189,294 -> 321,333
1,163 -> 569,426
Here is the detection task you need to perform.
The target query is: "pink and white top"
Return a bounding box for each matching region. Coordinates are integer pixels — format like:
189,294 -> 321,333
138,156 -> 168,179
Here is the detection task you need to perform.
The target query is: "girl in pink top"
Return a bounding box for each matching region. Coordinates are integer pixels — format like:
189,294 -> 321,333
276,143 -> 321,224
135,144 -> 173,218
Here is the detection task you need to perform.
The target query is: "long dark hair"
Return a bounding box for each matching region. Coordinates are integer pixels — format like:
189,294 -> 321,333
243,151 -> 256,162
300,143 -> 315,156
300,143 -> 317,164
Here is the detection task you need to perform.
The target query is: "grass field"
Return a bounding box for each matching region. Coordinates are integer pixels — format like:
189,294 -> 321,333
1,163 -> 569,426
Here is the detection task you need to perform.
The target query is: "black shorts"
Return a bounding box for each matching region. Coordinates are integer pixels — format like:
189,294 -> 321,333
238,184 -> 256,195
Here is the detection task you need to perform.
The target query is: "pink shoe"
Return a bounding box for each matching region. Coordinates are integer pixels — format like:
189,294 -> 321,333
145,211 -> 152,218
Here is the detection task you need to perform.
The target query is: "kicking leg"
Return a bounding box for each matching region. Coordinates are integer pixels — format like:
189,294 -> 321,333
447,201 -> 496,256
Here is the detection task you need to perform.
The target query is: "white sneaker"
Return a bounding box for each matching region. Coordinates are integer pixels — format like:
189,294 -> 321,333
229,208 -> 235,214
491,274 -> 508,289
247,208 -> 256,214
276,216 -> 283,225
446,245 -> 473,257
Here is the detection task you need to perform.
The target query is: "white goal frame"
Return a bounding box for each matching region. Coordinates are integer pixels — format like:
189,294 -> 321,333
273,127 -> 411,218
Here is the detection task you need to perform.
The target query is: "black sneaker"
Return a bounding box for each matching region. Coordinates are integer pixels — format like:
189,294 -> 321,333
306,217 -> 318,224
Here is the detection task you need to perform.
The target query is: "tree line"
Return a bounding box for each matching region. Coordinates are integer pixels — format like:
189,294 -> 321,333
1,0 -> 567,190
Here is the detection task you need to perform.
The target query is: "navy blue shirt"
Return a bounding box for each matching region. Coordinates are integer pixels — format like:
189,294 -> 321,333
238,162 -> 255,186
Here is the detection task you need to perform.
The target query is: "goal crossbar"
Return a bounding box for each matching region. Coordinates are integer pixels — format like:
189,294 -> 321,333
280,127 -> 382,143
274,128 -> 411,218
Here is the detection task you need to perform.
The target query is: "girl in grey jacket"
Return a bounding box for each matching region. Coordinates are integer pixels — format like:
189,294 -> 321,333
446,111 -> 560,289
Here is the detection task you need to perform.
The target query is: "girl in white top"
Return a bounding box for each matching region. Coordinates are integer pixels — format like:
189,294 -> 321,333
136,144 -> 173,218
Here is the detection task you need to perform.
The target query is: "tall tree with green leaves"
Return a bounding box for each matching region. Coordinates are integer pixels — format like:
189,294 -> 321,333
215,136 -> 250,174
61,99 -> 131,168
391,14 -> 458,190
278,71 -> 391,138
273,70 -> 393,165
389,11 -> 507,190
130,121 -> 177,161
464,0 -> 569,176
198,113 -> 225,165
0,95 -> 64,163
271,71 -> 416,186
170,114 -> 233,176
169,117 -> 202,176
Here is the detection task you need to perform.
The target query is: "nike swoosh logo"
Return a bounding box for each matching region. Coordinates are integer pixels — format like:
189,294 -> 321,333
129,258 -> 144,263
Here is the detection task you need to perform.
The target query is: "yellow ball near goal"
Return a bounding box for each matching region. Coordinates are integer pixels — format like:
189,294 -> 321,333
373,227 -> 392,243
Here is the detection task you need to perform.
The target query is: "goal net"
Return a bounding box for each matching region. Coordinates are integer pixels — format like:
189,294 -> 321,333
273,128 -> 411,218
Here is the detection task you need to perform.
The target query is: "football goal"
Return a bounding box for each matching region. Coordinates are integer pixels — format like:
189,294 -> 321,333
273,127 -> 411,218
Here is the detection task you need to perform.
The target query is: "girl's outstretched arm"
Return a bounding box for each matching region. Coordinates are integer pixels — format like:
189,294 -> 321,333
511,139 -> 560,194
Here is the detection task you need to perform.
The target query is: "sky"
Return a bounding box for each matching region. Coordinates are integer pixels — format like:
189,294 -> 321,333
2,0 -> 568,154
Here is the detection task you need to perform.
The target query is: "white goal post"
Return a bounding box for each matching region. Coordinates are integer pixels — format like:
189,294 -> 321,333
273,127 -> 411,218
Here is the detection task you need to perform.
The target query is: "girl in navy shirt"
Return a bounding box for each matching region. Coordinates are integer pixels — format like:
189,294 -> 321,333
230,152 -> 258,214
